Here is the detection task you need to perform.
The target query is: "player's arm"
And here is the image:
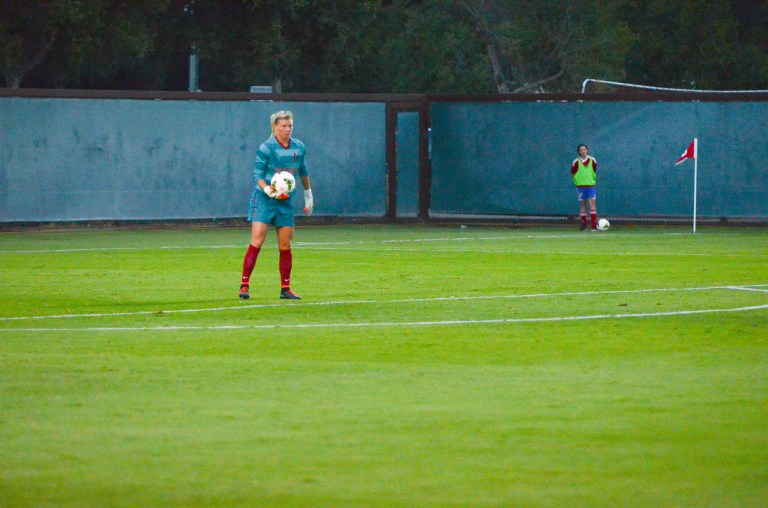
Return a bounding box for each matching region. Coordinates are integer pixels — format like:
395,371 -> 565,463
253,145 -> 270,183
296,147 -> 312,214
570,159 -> 579,176
254,145 -> 278,197
301,175 -> 313,215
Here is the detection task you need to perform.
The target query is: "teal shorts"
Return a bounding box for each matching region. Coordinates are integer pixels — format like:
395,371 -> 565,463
247,189 -> 295,227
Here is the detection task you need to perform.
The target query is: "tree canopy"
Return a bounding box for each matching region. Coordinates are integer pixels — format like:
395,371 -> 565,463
1,0 -> 766,92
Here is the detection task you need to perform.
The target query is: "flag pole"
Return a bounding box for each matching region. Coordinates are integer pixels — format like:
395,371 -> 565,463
692,138 -> 698,234
674,138 -> 699,233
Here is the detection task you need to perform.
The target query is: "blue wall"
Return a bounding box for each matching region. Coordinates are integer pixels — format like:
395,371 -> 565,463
430,101 -> 768,218
2,96 -> 767,223
0,98 -> 386,222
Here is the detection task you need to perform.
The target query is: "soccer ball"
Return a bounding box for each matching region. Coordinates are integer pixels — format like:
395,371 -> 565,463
597,218 -> 611,231
270,171 -> 296,199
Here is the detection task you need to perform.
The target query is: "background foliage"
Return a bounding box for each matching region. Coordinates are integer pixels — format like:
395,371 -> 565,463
1,0 -> 767,92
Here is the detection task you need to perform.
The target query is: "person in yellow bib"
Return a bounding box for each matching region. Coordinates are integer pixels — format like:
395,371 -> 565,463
571,144 -> 599,231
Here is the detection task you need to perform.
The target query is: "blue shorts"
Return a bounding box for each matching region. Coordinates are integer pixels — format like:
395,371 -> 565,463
577,186 -> 596,201
247,189 -> 295,227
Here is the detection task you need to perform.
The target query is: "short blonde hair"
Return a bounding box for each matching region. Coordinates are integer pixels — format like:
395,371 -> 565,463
270,110 -> 293,134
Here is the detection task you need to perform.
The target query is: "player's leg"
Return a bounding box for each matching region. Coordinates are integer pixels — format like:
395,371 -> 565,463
250,221 -> 269,247
276,225 -> 300,299
578,195 -> 588,231
241,191 -> 278,299
239,221 -> 268,299
588,197 -> 598,231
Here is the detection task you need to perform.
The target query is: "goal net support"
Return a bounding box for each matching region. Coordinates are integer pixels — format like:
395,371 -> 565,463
581,79 -> 768,94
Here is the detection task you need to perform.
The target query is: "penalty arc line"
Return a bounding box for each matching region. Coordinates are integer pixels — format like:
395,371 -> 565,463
727,285 -> 768,293
2,303 -> 767,333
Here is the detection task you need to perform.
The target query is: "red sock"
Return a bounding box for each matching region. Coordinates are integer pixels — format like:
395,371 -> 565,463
241,244 -> 260,285
590,211 -> 598,229
580,214 -> 587,226
279,249 -> 292,288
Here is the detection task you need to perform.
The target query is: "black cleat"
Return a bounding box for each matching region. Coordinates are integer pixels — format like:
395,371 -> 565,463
579,224 -> 588,232
239,284 -> 250,300
280,288 -> 301,300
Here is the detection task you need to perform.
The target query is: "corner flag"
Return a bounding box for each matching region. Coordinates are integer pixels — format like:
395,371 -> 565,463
675,139 -> 697,165
675,138 -> 699,233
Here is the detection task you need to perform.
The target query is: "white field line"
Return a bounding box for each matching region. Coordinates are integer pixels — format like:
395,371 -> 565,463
2,246 -> 147,254
1,284 -> 766,323
1,243 -> 751,257
1,245 -> 239,254
726,286 -> 768,293
300,246 -> 738,256
0,236 -> 521,253
2,303 -> 767,333
0,231 -> 699,255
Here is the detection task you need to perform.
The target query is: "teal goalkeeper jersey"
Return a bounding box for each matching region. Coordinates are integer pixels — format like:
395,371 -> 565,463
253,136 -> 309,184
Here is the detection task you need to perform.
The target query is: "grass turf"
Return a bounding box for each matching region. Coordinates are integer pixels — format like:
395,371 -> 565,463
0,224 -> 766,507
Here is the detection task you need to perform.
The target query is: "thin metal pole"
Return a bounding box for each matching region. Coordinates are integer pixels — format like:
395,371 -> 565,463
693,138 -> 698,234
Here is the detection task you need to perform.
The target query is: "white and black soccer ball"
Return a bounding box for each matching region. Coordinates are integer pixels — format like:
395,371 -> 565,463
271,171 -> 296,198
597,218 -> 611,231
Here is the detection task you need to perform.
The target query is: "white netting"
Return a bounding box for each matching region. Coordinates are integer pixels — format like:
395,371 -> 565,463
582,79 -> 768,94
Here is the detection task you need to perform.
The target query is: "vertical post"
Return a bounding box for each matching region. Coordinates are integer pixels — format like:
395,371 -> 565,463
188,44 -> 199,92
693,157 -> 698,234
385,103 -> 397,221
692,138 -> 698,234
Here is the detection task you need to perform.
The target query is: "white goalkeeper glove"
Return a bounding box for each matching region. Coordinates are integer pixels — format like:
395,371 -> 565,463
262,184 -> 278,199
303,189 -> 314,215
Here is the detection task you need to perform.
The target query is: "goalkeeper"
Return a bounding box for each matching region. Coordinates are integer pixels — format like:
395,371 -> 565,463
238,110 -> 313,300
571,143 -> 599,231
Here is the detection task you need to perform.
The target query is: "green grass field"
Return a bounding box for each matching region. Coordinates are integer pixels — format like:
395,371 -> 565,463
1,224 -> 766,507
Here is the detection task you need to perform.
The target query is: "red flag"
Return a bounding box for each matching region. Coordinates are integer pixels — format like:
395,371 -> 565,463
675,139 -> 697,165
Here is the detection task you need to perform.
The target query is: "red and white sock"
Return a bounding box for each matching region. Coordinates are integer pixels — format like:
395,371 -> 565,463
241,244 -> 260,285
279,249 -> 292,288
